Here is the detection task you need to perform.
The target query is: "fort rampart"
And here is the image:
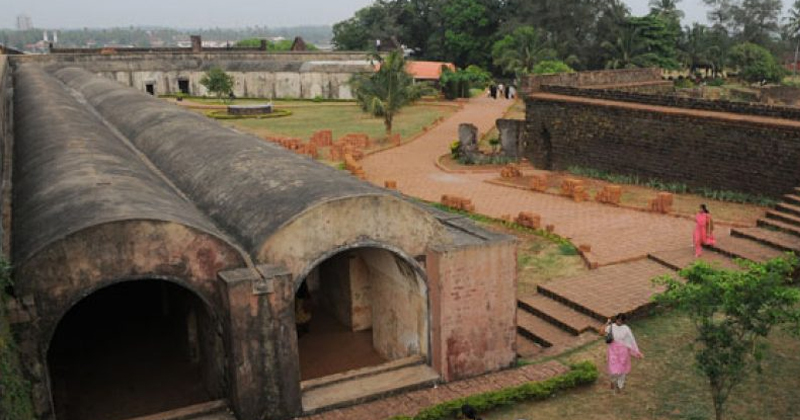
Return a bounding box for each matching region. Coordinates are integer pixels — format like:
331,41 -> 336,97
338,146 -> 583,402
9,51 -> 372,99
524,91 -> 800,198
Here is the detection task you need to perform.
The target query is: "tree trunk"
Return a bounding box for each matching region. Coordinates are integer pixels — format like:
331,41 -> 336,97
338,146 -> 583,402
385,114 -> 393,135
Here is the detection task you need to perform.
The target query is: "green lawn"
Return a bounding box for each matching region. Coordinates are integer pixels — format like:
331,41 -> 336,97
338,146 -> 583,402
200,101 -> 458,143
483,311 -> 800,420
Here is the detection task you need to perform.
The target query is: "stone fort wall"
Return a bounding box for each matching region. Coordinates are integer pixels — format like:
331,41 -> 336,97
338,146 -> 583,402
9,51 -> 372,99
524,93 -> 800,198
0,56 -> 11,257
522,67 -> 673,94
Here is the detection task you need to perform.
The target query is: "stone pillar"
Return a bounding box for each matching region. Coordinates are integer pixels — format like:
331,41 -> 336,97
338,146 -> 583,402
496,119 -> 525,158
426,235 -> 517,382
219,265 -> 302,420
260,39 -> 268,51
191,35 -> 202,53
457,123 -> 479,163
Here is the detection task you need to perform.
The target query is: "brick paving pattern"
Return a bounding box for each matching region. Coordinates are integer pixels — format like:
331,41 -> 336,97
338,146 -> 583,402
537,259 -> 671,320
360,96 -> 694,266
295,360 -> 569,420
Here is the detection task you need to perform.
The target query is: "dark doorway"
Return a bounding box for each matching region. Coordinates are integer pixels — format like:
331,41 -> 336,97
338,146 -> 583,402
178,79 -> 190,95
541,125 -> 553,170
145,83 -> 155,95
296,248 -> 428,381
48,280 -> 224,420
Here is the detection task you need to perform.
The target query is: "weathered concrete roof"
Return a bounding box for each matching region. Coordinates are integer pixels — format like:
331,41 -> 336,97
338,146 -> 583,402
12,64 -> 239,265
8,52 -> 373,73
54,67 -> 389,258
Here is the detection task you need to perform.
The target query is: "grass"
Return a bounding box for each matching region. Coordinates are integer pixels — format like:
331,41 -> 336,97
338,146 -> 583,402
190,100 -> 457,144
566,166 -> 776,207
459,213 -> 587,296
482,310 -> 800,420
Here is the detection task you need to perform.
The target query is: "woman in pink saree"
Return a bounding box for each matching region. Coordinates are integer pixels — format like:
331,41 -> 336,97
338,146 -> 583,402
694,204 -> 715,257
605,313 -> 643,393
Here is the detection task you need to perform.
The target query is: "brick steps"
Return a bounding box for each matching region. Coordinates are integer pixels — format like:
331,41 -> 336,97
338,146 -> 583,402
708,234 -> 785,262
301,363 -> 440,415
782,194 -> 800,207
775,202 -> 800,218
734,226 -> 800,253
648,247 -> 740,271
764,209 -> 800,229
516,310 -> 575,348
537,259 -> 671,321
758,217 -> 800,238
516,333 -> 544,358
121,400 -> 232,420
518,294 -> 603,335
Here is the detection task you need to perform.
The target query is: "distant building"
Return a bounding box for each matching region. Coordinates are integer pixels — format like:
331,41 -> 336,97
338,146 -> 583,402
405,61 -> 456,83
16,14 -> 32,31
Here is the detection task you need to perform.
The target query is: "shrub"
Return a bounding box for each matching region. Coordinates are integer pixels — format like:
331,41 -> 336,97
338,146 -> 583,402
390,362 -> 598,420
450,140 -> 461,159
532,60 -> 574,75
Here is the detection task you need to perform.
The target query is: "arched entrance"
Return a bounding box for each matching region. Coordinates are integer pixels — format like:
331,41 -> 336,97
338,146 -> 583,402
295,247 -> 429,381
47,280 -> 225,420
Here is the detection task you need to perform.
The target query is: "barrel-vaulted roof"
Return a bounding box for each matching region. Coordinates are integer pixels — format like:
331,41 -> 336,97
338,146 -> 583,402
54,67 -> 392,258
13,64 -> 239,265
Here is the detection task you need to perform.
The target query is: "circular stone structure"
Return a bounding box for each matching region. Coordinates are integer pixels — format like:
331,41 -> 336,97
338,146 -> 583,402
227,103 -> 273,116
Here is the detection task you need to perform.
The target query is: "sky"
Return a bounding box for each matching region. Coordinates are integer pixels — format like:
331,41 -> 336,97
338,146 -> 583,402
1,0 -> 715,30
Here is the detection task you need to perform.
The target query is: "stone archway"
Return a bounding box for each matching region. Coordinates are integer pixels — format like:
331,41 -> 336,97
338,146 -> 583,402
294,246 -> 429,381
47,279 -> 226,420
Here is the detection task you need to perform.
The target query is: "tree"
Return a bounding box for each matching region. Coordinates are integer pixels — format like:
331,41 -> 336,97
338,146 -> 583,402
680,24 -> 714,74
786,0 -> 800,77
654,257 -> 800,420
729,42 -> 786,84
649,0 -> 685,22
199,67 -> 235,101
492,26 -> 557,77
601,15 -> 681,70
349,50 -> 429,134
532,60 -> 574,74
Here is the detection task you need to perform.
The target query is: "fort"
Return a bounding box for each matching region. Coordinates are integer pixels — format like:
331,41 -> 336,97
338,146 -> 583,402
522,68 -> 800,197
9,37 -> 372,99
0,56 -> 516,420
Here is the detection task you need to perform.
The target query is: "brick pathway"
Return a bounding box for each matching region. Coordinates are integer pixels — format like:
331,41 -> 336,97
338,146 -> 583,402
295,360 -> 569,420
361,96 -> 694,266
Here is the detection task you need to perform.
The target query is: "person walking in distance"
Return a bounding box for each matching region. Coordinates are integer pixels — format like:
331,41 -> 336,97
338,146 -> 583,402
604,313 -> 643,393
693,204 -> 715,257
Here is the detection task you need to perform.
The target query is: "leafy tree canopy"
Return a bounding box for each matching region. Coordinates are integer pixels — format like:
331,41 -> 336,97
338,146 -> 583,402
729,42 -> 787,84
532,60 -> 575,74
654,256 -> 800,420
199,67 -> 235,100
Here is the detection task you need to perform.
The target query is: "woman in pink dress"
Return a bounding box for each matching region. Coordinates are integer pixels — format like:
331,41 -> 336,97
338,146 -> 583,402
605,313 -> 643,393
693,204 -> 715,257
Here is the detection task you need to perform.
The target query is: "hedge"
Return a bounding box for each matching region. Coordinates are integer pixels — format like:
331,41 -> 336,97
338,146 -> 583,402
390,361 -> 598,420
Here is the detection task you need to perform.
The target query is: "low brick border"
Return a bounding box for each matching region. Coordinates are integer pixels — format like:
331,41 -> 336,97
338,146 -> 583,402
294,360 -> 573,420
484,177 -> 754,229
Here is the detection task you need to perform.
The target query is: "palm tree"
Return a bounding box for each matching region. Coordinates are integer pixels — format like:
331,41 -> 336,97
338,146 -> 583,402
649,0 -> 685,22
680,23 -> 713,74
601,22 -> 648,69
491,26 -> 557,77
349,50 -> 428,135
787,0 -> 800,78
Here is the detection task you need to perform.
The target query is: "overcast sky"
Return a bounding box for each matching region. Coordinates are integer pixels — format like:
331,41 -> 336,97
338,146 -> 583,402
0,0 -> 715,30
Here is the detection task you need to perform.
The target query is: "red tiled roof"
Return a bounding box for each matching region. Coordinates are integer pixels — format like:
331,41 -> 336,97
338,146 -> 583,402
405,61 -> 456,80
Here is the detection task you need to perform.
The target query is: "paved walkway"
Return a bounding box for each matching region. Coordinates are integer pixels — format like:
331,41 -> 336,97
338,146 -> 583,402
361,96 -> 695,266
295,360 -> 569,420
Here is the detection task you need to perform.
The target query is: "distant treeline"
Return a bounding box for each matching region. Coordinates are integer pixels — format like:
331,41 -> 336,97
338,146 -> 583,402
0,25 -> 333,51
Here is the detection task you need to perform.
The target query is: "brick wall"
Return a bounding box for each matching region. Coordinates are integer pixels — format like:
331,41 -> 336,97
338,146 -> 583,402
524,95 -> 800,198
0,56 -> 10,257
541,85 -> 800,120
522,68 -> 664,93
427,239 -> 517,382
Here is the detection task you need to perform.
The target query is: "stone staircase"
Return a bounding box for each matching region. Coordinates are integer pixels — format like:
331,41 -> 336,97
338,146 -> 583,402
300,355 -> 439,415
517,188 -> 800,358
